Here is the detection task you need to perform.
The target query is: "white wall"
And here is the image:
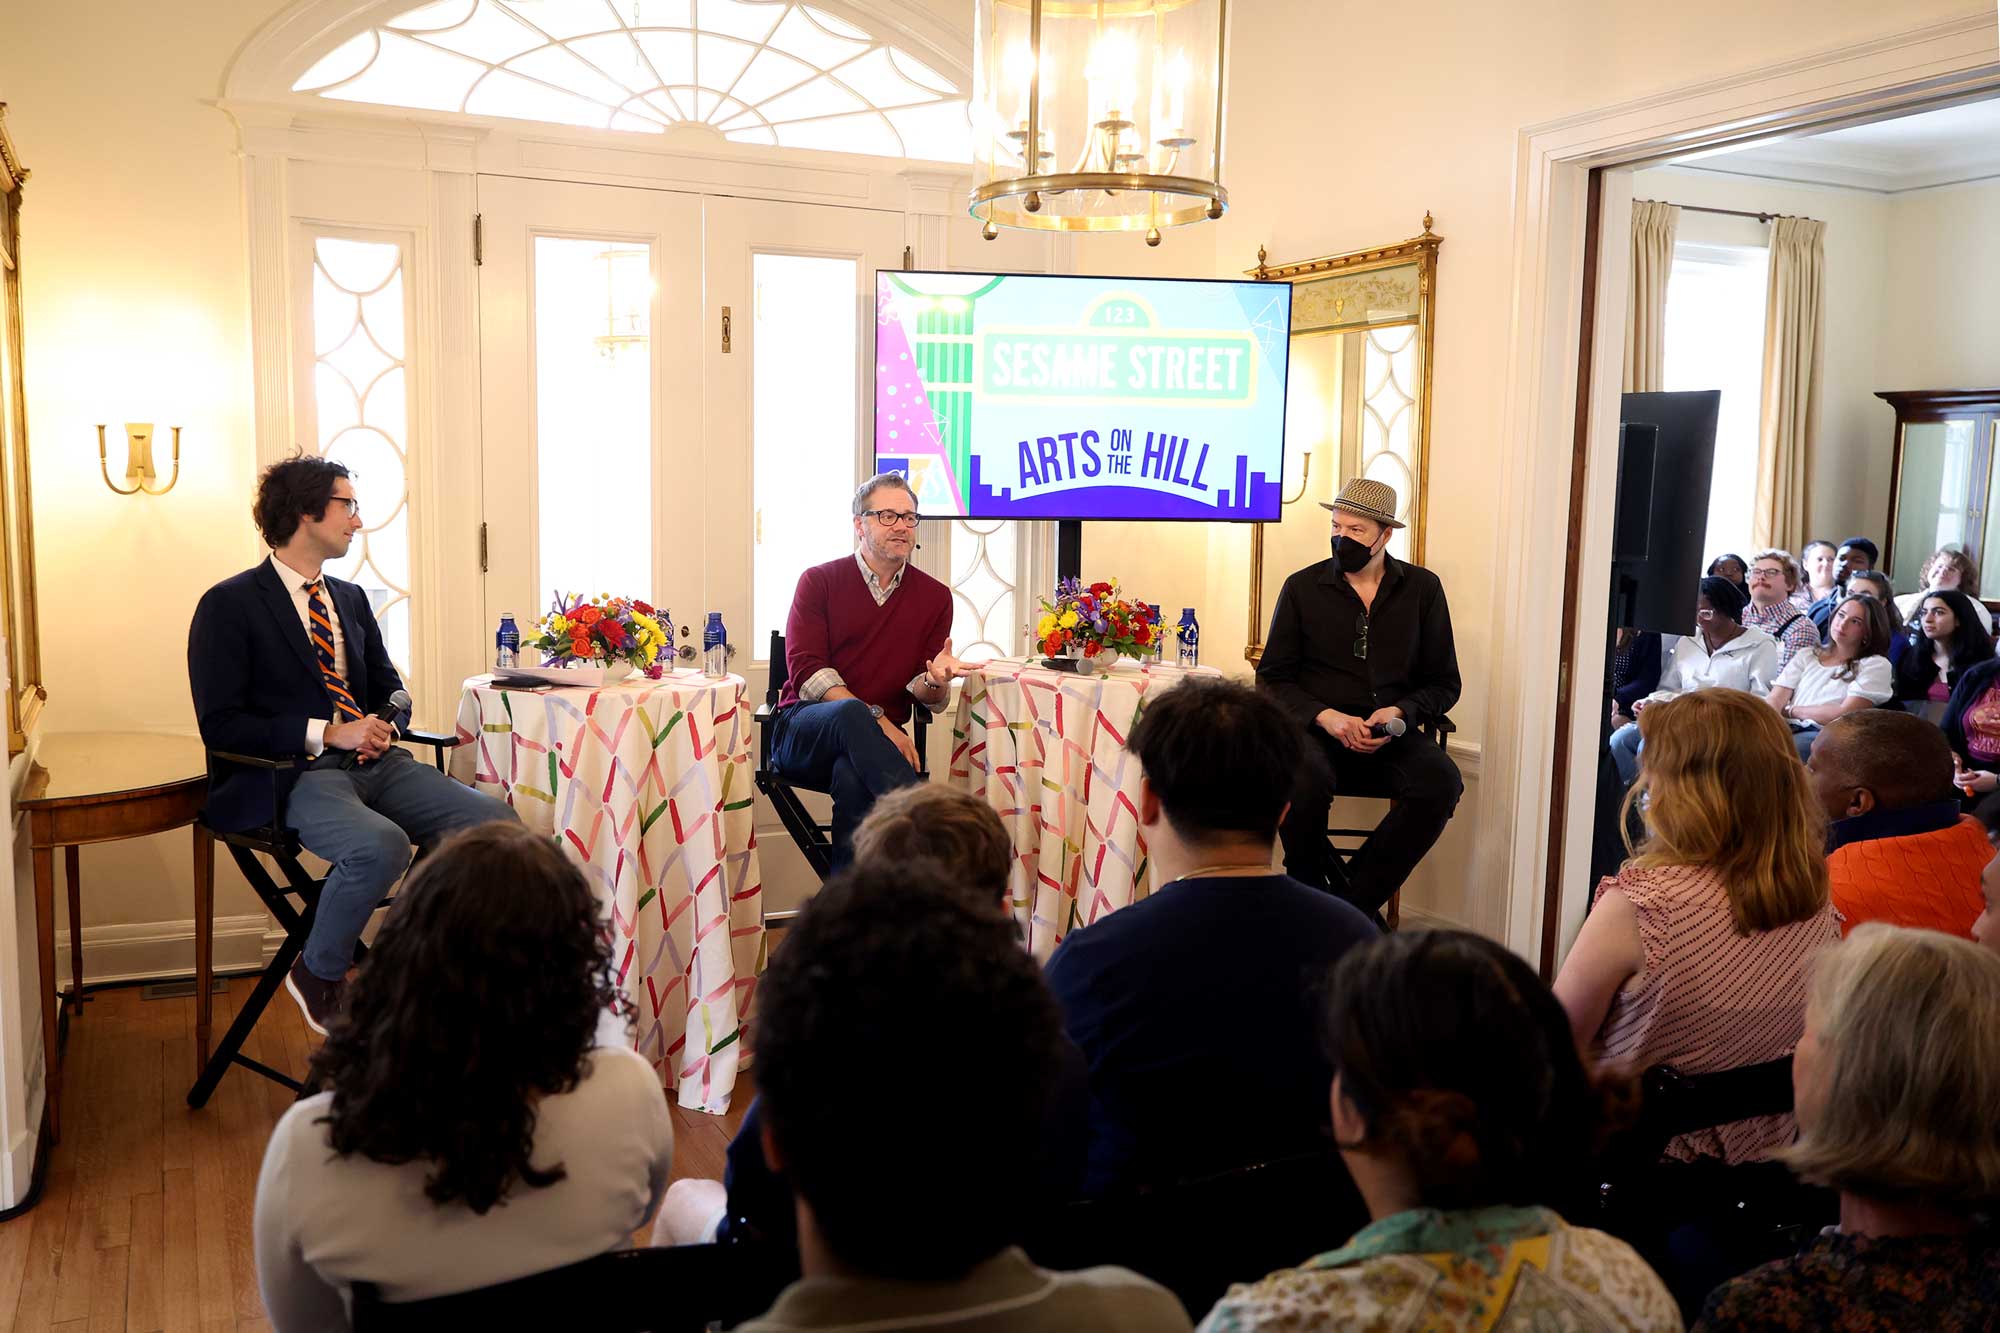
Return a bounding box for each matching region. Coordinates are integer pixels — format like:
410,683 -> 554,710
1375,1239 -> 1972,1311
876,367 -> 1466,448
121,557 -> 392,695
1882,178 -> 2000,391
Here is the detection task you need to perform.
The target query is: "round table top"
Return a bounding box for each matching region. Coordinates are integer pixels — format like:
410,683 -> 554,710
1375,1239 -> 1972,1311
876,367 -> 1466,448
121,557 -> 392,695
20,732 -> 208,810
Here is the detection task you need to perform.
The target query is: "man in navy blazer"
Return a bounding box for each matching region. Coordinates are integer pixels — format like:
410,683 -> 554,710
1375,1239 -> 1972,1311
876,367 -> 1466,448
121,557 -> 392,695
189,456 -> 514,1033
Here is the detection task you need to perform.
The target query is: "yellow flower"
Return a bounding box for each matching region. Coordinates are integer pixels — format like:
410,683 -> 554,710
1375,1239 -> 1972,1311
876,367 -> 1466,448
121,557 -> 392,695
1036,614 -> 1058,639
1059,609 -> 1079,629
547,615 -> 571,637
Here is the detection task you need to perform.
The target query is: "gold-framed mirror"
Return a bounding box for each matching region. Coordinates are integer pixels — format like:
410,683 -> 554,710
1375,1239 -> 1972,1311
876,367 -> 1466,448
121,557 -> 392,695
1243,216 -> 1440,663
0,105 -> 45,756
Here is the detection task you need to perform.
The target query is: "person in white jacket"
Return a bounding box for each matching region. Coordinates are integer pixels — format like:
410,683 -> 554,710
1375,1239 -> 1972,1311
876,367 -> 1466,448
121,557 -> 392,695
1609,578 -> 1777,784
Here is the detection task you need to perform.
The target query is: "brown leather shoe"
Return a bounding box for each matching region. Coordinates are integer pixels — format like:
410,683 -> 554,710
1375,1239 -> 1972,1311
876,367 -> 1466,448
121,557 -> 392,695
284,956 -> 347,1036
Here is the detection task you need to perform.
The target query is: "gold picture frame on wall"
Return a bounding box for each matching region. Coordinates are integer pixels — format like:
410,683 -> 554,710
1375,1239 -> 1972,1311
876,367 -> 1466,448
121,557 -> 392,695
0,104 -> 45,756
1243,215 -> 1441,663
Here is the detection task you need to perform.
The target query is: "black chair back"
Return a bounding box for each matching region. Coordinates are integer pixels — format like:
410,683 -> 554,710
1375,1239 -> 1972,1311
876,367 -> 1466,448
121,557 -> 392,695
766,629 -> 789,707
350,1242 -> 770,1333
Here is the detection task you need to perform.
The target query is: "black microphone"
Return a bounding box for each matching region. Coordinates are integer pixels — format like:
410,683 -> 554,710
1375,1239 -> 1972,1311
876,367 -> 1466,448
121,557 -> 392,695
337,688 -> 413,769
1369,717 -> 1407,740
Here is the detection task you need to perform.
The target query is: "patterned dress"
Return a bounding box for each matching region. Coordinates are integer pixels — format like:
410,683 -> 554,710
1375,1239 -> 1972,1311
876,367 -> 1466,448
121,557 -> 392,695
1694,1227 -> 2000,1330
1592,864 -> 1839,1162
1199,1206 -> 1679,1332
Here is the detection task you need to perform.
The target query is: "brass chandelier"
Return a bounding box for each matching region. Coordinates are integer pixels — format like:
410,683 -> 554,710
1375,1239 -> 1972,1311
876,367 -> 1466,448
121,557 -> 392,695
970,0 -> 1230,246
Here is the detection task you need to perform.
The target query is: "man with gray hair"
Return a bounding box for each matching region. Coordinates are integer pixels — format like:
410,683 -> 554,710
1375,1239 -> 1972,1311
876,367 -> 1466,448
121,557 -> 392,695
768,472 -> 971,868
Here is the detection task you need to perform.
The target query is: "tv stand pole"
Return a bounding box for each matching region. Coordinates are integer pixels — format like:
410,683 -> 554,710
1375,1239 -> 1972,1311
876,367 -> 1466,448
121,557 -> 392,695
1056,519 -> 1082,586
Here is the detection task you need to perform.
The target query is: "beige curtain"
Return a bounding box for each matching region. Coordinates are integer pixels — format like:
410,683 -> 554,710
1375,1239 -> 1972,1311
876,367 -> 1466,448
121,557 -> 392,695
1753,217 -> 1826,551
1623,200 -> 1679,393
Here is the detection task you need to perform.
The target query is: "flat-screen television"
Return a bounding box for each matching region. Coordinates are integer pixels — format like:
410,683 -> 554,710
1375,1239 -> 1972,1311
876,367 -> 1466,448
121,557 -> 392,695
873,270 -> 1293,522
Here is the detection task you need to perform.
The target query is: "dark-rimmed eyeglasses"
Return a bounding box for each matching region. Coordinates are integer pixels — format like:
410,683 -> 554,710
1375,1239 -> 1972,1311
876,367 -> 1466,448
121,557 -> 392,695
862,508 -> 921,528
1353,610 -> 1369,660
330,497 -> 360,519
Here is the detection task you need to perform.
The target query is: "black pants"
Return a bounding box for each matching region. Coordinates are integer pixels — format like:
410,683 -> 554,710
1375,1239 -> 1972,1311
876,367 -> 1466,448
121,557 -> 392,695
1278,729 -> 1464,916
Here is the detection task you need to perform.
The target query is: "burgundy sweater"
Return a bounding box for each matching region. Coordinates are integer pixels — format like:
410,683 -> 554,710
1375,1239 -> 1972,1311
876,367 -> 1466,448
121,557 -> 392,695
778,556 -> 952,726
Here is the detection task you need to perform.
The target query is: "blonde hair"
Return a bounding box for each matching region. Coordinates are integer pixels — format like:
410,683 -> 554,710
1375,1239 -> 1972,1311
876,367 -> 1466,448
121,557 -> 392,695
1622,688 -> 1828,933
1782,924 -> 2000,1211
851,785 -> 1011,912
1750,548 -> 1801,595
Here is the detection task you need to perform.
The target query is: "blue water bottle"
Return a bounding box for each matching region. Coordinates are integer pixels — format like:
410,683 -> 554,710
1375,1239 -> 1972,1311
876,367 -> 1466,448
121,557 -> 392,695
1148,605 -> 1164,663
1177,608 -> 1200,668
703,612 -> 728,678
496,612 -> 520,669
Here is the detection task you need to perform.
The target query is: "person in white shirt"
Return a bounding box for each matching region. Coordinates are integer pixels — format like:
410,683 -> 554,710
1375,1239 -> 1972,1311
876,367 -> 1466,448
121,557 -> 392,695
254,823 -> 674,1332
1768,595 -> 1897,761
1608,578 -> 1778,785
1891,546 -> 1993,634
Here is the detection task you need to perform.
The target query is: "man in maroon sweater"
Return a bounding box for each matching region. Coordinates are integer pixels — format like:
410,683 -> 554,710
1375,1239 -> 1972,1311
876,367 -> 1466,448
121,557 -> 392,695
770,473 -> 972,868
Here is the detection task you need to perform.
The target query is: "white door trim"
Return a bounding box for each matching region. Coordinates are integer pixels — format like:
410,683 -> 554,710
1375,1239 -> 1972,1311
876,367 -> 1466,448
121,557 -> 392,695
1482,12 -> 2000,965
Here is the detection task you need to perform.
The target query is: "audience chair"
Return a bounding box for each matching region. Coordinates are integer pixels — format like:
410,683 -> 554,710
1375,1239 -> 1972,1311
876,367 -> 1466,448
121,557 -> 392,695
349,1241 -> 768,1333
186,732 -> 460,1108
1325,714 -> 1455,929
752,629 -> 931,904
1597,1056 -> 1836,1319
1026,1149 -> 1370,1320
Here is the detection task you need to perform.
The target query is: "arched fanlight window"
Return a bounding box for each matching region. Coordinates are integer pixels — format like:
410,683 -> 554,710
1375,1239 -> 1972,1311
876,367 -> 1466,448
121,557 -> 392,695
293,0 -> 972,161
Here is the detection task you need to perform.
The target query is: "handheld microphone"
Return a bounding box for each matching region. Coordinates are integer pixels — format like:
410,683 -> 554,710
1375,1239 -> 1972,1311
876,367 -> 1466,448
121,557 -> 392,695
1369,717 -> 1407,740
337,689 -> 413,769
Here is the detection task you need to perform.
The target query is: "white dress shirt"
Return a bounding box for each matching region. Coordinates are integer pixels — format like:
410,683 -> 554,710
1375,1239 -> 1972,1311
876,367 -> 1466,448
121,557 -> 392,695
1645,625 -> 1779,703
270,553 -> 349,756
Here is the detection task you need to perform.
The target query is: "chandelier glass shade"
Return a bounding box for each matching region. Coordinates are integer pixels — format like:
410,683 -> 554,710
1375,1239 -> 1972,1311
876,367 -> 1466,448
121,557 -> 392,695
970,0 -> 1229,245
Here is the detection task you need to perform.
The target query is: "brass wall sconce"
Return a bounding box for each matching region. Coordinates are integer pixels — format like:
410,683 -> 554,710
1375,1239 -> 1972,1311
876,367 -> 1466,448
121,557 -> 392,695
96,423 -> 181,496
1279,452 -> 1313,506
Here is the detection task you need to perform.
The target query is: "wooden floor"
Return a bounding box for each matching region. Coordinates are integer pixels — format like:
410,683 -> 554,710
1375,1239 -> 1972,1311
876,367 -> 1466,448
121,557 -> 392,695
0,975 -> 754,1332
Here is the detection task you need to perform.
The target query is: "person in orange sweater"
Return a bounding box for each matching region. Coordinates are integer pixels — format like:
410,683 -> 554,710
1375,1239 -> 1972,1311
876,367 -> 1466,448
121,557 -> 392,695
1807,710 -> 1993,938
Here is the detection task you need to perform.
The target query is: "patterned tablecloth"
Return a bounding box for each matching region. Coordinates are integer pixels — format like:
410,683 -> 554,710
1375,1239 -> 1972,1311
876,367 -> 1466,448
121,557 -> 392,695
452,670 -> 763,1113
950,657 -> 1218,962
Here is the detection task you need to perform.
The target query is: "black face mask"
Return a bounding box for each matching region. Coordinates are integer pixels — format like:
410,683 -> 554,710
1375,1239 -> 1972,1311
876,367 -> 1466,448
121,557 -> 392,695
1332,534 -> 1377,574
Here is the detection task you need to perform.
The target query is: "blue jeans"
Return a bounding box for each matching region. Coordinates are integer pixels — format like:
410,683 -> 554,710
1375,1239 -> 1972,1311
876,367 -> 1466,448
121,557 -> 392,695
287,746 -> 517,980
1610,722 -> 1644,785
767,699 -> 925,870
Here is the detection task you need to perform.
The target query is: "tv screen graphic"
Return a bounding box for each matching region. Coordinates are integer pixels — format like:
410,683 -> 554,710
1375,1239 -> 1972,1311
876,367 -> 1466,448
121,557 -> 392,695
874,271 -> 1293,522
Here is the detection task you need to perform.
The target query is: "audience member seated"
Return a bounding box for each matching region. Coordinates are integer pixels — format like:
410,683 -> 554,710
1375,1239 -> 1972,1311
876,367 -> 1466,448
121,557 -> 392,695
1707,552 -> 1749,597
1742,550 -> 1821,672
1939,653 -> 2000,800
1694,925 -> 2000,1331
652,787 -> 1086,1260
253,823 -> 674,1325
1799,540 -> 1838,612
1890,589 -> 1994,711
1807,538 -> 1878,634
1892,545 -> 1992,633
1767,595 -> 1894,761
1978,809 -> 2000,955
736,865 -> 1190,1332
1046,677 -> 1378,1198
1806,711 -> 1992,939
1610,628 -> 1663,732
1608,578 -> 1777,786
1844,569 -> 1893,604
1557,689 -> 1839,1164
1200,931 -> 1679,1332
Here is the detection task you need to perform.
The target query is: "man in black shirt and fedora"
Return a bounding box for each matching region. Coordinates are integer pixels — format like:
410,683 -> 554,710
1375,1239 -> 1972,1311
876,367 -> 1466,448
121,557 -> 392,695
1257,477 -> 1462,919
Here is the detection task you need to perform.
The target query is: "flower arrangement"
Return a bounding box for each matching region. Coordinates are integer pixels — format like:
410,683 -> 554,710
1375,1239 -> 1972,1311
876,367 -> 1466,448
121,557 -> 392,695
529,592 -> 674,679
1035,578 -> 1159,664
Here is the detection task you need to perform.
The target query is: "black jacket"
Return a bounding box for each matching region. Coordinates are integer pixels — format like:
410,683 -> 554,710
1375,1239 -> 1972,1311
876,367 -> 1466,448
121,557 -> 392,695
1941,656 -> 2000,761
188,561 -> 413,832
1256,554 -> 1460,728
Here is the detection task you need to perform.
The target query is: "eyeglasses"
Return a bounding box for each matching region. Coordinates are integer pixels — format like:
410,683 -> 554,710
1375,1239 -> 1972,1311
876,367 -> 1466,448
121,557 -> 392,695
1353,610 -> 1369,660
862,508 -> 921,528
330,497 -> 360,519
1748,566 -> 1785,579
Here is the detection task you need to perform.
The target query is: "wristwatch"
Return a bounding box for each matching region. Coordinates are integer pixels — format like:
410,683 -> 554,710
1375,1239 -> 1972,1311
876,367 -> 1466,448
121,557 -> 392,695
867,704 -> 884,721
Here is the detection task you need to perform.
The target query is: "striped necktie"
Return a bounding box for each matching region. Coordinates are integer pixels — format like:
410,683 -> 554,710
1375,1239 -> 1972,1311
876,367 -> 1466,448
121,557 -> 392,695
304,580 -> 365,722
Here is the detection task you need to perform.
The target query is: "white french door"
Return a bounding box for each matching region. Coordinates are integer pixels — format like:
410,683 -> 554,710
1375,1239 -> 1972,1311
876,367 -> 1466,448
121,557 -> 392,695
477,176 -> 705,652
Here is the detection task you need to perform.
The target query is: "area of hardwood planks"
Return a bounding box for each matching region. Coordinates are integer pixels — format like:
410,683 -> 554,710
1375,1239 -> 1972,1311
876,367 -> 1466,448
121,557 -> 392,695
0,976 -> 754,1332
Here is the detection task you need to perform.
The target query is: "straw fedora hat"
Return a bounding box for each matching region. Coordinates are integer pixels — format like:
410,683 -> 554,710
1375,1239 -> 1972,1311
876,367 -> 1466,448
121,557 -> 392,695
1318,477 -> 1405,529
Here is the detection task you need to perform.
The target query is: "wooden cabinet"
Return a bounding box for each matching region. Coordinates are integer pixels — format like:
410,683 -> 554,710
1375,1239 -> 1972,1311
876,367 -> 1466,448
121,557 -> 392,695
1881,389 -> 2000,597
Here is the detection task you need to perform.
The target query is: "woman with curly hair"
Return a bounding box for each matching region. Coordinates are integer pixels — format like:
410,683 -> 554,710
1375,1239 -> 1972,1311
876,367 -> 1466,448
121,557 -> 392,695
253,822 -> 671,1328
1200,930 -> 1678,1332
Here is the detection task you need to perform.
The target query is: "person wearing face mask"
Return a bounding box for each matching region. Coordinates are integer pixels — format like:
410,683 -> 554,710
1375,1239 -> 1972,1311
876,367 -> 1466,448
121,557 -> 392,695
1258,479 -> 1463,921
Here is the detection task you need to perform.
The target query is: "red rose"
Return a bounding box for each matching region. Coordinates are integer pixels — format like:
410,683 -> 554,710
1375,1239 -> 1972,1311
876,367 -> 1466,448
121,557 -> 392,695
633,600 -> 655,615
600,619 -> 629,648
1135,625 -> 1151,645
1089,581 -> 1113,596
1042,634 -> 1063,655
1082,641 -> 1100,657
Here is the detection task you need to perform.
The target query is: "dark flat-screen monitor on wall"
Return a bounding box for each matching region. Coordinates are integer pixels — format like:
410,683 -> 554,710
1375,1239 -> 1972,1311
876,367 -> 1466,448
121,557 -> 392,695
872,270 -> 1293,522
1614,390 -> 1721,636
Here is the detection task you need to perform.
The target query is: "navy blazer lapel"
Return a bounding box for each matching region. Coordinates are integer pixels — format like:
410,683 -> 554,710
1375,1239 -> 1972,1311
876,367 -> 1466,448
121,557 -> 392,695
254,561 -> 325,686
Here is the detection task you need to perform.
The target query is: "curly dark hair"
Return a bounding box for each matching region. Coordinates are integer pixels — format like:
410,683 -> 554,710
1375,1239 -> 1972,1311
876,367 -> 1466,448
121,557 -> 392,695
1323,930 -> 1634,1216
307,821 -> 627,1214
254,453 -> 351,548
755,858 -> 1063,1280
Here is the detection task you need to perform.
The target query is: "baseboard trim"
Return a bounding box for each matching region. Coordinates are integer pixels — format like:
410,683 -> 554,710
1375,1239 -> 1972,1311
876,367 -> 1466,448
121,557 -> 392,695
55,915 -> 285,989
1395,902 -> 1466,933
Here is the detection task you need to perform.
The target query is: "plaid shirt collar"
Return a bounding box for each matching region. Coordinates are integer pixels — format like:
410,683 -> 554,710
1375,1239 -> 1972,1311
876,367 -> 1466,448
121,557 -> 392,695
854,549 -> 906,604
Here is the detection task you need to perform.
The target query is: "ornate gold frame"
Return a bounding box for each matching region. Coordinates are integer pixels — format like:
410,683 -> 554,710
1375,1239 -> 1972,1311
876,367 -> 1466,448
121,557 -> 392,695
1242,215 -> 1441,663
0,104 -> 44,756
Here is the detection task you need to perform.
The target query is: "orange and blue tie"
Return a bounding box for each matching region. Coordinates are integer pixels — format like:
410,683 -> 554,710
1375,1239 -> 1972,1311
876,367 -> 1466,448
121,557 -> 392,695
304,581 -> 365,722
